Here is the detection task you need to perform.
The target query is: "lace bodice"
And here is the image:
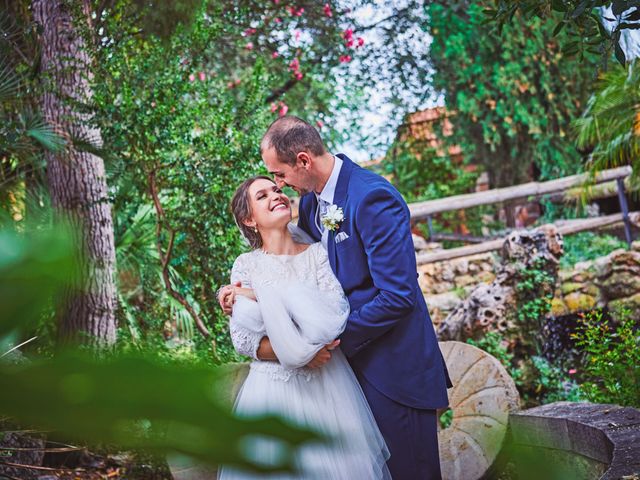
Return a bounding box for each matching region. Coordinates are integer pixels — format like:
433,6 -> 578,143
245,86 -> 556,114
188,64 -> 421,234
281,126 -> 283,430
229,242 -> 348,381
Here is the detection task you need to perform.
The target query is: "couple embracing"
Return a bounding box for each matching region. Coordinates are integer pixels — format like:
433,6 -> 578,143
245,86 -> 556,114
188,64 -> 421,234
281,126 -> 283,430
217,116 -> 452,479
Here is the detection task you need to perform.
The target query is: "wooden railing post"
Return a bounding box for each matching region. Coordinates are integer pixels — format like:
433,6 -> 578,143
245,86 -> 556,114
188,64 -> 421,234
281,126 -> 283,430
616,177 -> 634,247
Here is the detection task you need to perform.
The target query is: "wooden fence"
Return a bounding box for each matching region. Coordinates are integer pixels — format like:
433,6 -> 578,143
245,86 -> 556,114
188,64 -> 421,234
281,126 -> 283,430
408,166 -> 637,265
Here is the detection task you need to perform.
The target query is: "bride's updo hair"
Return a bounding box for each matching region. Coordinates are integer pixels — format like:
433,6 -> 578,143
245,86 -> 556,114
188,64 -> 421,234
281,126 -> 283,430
230,175 -> 274,249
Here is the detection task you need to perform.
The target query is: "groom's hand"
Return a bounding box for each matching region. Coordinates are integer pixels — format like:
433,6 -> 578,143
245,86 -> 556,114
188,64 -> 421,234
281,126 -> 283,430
306,340 -> 340,369
217,282 -> 241,315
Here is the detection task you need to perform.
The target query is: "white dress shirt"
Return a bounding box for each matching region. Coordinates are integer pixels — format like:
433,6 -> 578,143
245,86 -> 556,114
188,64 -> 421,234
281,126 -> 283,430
315,155 -> 343,250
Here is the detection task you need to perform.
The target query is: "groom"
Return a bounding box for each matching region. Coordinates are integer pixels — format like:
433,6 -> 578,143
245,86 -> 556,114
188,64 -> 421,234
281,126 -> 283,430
223,116 -> 451,479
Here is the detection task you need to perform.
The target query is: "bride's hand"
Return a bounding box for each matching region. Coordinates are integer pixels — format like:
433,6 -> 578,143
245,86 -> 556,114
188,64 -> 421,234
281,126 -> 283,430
218,282 -> 241,314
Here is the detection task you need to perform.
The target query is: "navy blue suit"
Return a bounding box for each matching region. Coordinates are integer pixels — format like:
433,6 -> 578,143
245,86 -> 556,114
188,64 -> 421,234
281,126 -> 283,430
298,154 -> 452,479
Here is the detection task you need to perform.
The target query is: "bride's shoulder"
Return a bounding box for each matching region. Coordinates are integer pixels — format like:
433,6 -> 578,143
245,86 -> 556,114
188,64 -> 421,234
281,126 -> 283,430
233,250 -> 257,268
309,242 -> 328,260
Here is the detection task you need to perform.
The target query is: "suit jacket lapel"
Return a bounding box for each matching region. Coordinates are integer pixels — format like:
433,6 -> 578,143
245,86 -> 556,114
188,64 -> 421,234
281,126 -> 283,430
301,193 -> 322,240
327,154 -> 355,272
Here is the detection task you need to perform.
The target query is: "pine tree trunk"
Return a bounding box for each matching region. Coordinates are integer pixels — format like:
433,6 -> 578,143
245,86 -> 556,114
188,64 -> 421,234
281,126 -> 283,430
33,0 -> 117,346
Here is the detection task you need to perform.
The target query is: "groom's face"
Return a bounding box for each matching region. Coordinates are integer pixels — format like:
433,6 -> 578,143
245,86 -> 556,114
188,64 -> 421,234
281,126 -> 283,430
262,147 -> 314,196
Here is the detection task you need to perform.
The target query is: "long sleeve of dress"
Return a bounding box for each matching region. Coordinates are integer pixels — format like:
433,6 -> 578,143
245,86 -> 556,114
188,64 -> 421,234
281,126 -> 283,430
228,254 -> 263,360
314,245 -> 350,319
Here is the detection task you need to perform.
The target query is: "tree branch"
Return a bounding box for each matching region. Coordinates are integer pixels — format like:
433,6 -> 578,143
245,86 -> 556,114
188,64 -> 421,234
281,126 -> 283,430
148,170 -> 213,341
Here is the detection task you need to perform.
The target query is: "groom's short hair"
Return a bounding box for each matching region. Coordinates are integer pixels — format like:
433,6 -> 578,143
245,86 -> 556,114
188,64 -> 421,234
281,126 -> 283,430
261,116 -> 326,166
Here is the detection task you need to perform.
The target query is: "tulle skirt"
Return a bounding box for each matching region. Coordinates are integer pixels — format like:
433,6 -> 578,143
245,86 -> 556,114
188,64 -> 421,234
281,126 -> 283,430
218,349 -> 391,479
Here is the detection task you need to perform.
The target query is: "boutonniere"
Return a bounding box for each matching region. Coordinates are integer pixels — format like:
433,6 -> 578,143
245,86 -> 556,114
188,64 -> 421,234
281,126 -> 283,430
321,204 -> 344,232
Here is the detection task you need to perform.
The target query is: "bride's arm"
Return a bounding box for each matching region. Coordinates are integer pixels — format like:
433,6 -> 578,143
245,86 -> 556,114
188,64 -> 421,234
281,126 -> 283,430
228,255 -> 264,360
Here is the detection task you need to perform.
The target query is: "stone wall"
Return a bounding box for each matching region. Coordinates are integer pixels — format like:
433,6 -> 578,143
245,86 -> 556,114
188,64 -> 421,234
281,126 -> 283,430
509,401 -> 640,479
416,236 -> 640,327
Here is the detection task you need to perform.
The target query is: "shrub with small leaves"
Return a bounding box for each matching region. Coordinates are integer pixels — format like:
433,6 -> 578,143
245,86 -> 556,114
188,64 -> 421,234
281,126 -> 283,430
572,308 -> 640,407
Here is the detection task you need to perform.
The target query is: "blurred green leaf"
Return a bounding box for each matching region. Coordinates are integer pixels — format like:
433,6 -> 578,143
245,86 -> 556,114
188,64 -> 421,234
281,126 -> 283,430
0,226 -> 76,337
0,352 -> 322,473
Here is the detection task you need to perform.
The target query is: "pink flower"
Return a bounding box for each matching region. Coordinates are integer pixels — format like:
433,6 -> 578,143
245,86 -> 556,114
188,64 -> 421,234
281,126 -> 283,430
275,17 -> 282,23
189,73 -> 196,82
568,369 -> 577,375
288,58 -> 300,71
272,51 -> 279,58
316,120 -> 324,128
235,78 -> 241,86
273,0 -> 280,4
151,101 -> 156,108
357,37 -> 364,48
245,42 -> 254,50
339,55 -> 352,63
198,71 -> 206,81
243,28 -> 257,36
343,29 -> 353,41
294,71 -> 303,80
227,81 -> 234,88
279,102 -> 288,116
323,3 -> 332,17
270,102 -> 278,113
294,30 -> 301,41
345,38 -> 354,48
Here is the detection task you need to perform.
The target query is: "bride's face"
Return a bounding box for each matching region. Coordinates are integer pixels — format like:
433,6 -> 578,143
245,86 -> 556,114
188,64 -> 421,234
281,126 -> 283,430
245,178 -> 292,232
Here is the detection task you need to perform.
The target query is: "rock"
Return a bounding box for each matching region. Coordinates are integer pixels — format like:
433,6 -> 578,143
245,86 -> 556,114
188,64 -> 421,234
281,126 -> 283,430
608,293 -> 640,323
441,264 -> 456,282
431,281 -> 455,295
563,292 -> 597,312
550,297 -> 569,317
439,226 -> 561,345
561,282 -> 584,295
438,341 -> 520,480
426,292 -> 463,313
453,259 -> 469,274
600,274 -> 640,301
477,271 -> 496,283
412,233 -> 428,251
454,274 -> 476,288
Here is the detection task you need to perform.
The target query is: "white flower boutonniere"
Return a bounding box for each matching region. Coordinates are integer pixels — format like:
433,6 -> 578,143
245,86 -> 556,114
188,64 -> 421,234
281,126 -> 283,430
321,204 -> 344,232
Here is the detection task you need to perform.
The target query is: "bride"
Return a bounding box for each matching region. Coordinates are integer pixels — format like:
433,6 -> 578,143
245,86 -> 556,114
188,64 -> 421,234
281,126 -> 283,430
218,176 -> 390,480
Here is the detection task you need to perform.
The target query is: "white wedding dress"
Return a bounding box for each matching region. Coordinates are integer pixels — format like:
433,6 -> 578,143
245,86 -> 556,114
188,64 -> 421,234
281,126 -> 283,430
218,242 -> 391,480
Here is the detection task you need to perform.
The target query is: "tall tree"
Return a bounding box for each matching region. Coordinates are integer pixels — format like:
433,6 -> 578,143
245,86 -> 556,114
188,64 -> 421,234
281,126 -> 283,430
427,1 -> 598,188
33,0 -> 117,346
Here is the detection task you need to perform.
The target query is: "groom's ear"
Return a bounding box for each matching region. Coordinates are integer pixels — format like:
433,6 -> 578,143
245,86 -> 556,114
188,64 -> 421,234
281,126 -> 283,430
296,151 -> 312,169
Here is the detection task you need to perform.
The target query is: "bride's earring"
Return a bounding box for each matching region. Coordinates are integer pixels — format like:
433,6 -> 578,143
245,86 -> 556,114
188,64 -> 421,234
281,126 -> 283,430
253,227 -> 258,234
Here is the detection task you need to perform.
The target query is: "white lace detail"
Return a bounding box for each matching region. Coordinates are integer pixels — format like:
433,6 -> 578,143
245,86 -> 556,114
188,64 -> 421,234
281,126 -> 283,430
250,360 -> 320,382
228,243 -> 349,377
314,244 -> 350,317
229,323 -> 262,359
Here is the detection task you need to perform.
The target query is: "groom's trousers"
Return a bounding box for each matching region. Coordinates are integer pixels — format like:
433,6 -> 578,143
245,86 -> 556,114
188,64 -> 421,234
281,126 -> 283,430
357,373 -> 442,480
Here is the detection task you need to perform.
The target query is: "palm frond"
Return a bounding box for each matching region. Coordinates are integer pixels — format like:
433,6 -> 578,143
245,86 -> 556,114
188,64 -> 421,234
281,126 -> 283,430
22,112 -> 67,153
0,59 -> 20,102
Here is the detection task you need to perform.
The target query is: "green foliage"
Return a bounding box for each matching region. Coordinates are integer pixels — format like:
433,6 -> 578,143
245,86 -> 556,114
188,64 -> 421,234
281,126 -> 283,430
515,259 -> 555,326
91,9 -> 272,360
574,60 -> 640,184
383,139 -> 478,203
427,1 -> 597,190
467,332 -> 523,384
382,138 -> 479,240
560,231 -> 628,268
572,308 -> 640,407
0,225 -> 322,474
530,355 -> 584,403
489,1 -> 640,65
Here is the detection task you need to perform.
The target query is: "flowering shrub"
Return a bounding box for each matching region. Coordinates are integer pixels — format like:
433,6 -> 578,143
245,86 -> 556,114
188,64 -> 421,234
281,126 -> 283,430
572,308 -> 640,407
